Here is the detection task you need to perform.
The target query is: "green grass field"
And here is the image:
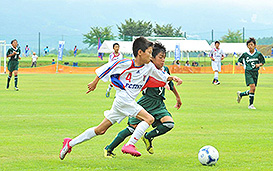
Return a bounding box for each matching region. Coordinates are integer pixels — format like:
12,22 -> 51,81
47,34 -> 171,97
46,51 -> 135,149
0,73 -> 272,170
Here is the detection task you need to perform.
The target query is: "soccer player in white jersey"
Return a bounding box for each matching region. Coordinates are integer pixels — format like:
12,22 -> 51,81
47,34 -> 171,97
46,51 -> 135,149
210,41 -> 225,85
106,43 -> 123,97
59,37 -> 182,159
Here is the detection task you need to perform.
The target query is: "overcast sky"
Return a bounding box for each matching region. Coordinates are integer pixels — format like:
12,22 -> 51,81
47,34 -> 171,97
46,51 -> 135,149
1,0 -> 273,50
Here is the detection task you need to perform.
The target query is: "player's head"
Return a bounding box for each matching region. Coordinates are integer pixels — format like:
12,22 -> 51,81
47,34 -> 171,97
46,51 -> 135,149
133,37 -> 153,64
246,37 -> 256,51
33,52 -> 36,55
151,41 -> 166,69
113,43 -> 120,53
11,39 -> 18,48
215,41 -> 220,49
26,45 -> 28,47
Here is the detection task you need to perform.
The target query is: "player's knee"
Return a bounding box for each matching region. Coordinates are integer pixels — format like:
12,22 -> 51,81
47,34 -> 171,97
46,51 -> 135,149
94,127 -> 106,135
146,115 -> 155,125
162,122 -> 174,130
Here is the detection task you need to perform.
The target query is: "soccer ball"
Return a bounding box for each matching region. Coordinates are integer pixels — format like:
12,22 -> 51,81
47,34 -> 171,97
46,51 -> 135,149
198,145 -> 219,166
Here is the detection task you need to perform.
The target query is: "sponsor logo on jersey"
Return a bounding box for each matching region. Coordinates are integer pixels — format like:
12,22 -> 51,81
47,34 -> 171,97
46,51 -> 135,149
125,83 -> 143,89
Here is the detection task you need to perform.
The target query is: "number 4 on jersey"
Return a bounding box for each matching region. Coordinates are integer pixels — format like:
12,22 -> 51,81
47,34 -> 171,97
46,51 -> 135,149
126,73 -> 132,82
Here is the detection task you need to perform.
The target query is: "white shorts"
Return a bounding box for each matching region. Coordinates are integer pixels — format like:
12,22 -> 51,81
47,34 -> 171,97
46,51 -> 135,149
211,61 -> 221,72
104,91 -> 143,124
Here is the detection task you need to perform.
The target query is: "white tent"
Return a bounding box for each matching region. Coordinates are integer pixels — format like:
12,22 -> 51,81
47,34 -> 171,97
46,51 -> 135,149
98,40 -> 133,54
160,40 -> 211,52
211,43 -> 248,54
98,40 -> 211,55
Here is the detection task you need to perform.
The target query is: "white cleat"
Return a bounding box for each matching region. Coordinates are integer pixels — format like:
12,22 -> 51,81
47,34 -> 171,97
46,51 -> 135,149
248,104 -> 256,110
237,91 -> 242,103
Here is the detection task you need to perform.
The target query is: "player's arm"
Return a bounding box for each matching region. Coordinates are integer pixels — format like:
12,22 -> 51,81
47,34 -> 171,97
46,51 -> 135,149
167,76 -> 182,86
209,50 -> 215,61
221,51 -> 225,60
7,50 -> 17,57
171,85 -> 182,109
256,53 -> 266,68
237,53 -> 244,66
86,76 -> 100,94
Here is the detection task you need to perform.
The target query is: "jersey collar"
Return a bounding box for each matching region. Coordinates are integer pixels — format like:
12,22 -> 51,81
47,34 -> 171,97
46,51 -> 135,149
247,49 -> 256,56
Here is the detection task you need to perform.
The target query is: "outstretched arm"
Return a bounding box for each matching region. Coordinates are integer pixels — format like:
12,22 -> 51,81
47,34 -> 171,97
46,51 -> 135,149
167,76 -> 183,86
171,85 -> 182,109
86,76 -> 100,94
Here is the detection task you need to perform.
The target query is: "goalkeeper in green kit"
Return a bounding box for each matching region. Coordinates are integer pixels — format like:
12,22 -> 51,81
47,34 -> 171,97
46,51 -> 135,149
237,37 -> 265,109
104,42 -> 182,158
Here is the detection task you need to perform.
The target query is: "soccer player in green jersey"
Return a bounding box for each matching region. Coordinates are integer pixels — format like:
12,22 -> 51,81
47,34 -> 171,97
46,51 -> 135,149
6,39 -> 21,91
237,38 -> 265,109
104,42 -> 182,158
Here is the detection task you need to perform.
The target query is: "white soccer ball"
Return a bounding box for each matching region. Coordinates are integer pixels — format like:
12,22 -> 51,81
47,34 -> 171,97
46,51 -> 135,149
198,145 -> 219,166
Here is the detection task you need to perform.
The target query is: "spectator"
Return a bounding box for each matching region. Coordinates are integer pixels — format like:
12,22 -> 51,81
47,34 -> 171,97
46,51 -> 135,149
25,45 -> 29,57
52,59 -> 55,64
74,45 -> 78,57
175,60 -> 180,65
44,46 -> 49,56
192,61 -> 199,67
185,60 -> 190,66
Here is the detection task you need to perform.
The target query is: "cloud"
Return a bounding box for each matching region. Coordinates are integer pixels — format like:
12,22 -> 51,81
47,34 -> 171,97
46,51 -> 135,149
251,14 -> 257,23
240,19 -> 247,23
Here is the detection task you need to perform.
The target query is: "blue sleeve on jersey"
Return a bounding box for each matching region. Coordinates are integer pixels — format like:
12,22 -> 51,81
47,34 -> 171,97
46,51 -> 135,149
111,74 -> 125,90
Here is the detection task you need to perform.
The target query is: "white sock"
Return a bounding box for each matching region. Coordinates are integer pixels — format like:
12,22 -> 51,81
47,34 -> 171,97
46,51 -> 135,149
126,121 -> 149,146
69,127 -> 97,147
214,72 -> 218,80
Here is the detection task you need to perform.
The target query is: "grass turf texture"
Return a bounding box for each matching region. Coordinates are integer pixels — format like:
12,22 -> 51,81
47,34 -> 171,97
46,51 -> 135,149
0,74 -> 272,170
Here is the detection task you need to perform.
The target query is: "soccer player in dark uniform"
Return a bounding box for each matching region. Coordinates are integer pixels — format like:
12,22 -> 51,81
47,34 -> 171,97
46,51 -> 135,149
6,39 -> 21,90
104,42 -> 182,158
237,38 -> 265,109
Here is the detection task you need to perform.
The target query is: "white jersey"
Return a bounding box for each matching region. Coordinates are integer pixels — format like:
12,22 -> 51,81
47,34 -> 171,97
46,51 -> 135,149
32,55 -> 38,62
96,59 -> 169,100
210,48 -> 224,62
109,52 -> 123,62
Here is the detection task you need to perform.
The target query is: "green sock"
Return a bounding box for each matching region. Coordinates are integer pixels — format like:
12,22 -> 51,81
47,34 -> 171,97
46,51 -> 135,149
240,90 -> 249,97
14,76 -> 18,88
145,121 -> 174,140
106,126 -> 134,151
7,76 -> 11,88
249,93 -> 254,105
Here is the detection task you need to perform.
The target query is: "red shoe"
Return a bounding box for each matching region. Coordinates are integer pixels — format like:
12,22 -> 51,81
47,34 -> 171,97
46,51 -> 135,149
121,144 -> 141,157
59,138 -> 72,160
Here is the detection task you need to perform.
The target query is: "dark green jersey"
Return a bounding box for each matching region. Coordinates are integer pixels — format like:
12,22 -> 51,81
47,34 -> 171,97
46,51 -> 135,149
7,46 -> 21,61
238,51 -> 265,71
140,66 -> 174,101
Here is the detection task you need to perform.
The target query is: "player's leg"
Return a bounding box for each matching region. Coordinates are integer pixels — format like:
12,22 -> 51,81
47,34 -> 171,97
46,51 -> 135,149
6,71 -> 12,89
106,84 -> 113,97
59,118 -> 113,160
104,124 -> 136,158
14,70 -> 19,90
143,115 -> 174,154
122,109 -> 154,156
248,83 -> 256,109
211,61 -> 218,84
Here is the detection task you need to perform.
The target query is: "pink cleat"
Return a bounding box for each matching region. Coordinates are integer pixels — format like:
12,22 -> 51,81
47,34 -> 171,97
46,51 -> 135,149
59,138 -> 72,160
121,144 -> 141,157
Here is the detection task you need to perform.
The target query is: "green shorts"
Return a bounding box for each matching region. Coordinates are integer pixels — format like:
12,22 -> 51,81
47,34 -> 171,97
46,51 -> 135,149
245,70 -> 258,86
8,60 -> 19,72
128,97 -> 172,128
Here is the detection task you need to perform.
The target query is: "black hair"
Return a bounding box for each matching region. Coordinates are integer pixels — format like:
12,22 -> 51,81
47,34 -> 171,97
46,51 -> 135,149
11,39 -> 17,44
113,43 -> 119,48
152,41 -> 166,58
215,41 -> 220,45
132,37 -> 153,57
246,37 -> 256,45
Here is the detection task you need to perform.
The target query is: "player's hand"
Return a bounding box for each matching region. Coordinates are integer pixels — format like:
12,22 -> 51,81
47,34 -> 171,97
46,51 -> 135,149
237,62 -> 242,66
174,97 -> 182,109
18,56 -> 21,60
221,57 -> 224,60
86,81 -> 97,94
164,84 -> 170,90
211,58 -> 215,61
172,76 -> 183,86
255,63 -> 261,68
12,51 -> 17,55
